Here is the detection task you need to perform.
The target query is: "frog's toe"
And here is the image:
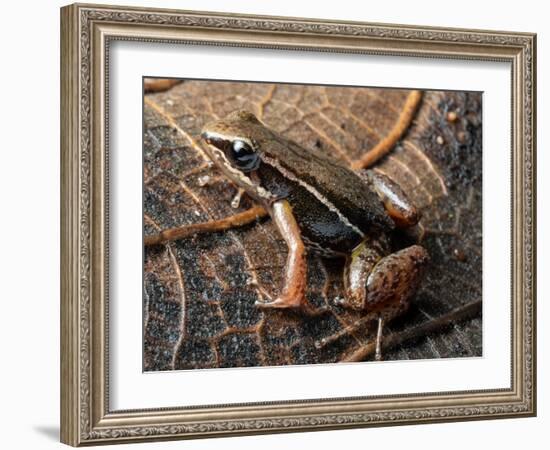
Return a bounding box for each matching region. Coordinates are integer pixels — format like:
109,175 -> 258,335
256,297 -> 331,317
255,297 -> 302,309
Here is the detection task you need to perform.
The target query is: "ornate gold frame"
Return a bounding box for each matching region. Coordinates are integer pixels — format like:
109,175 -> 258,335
60,3 -> 536,446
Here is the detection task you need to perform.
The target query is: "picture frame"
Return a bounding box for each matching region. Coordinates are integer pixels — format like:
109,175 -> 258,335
60,2 -> 536,446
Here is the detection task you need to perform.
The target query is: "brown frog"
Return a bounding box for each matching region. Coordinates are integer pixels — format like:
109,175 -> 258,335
200,111 -> 429,359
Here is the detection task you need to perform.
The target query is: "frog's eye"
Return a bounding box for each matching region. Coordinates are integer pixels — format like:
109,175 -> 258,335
230,140 -> 259,171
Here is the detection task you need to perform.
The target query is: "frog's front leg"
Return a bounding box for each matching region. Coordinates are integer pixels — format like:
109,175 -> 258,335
343,241 -> 429,360
255,199 -> 309,310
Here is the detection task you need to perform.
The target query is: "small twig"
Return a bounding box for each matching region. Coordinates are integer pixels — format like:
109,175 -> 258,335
375,317 -> 384,361
341,299 -> 482,362
144,206 -> 268,246
351,90 -> 423,170
144,78 -> 182,93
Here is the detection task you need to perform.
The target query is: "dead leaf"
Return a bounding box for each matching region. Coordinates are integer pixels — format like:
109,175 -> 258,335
143,80 -> 482,370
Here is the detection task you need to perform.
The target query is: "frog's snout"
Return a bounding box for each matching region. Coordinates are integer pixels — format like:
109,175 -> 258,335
201,130 -> 221,148
201,130 -> 222,148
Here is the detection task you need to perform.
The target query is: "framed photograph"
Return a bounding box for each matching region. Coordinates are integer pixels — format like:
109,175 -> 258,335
60,3 -> 536,446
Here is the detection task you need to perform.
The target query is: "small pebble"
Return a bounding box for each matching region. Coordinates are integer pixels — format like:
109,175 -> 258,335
436,135 -> 445,145
166,99 -> 174,106
453,248 -> 467,262
447,111 -> 458,122
197,175 -> 210,186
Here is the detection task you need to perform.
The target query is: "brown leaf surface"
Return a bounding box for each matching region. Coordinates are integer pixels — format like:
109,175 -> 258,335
143,80 -> 482,371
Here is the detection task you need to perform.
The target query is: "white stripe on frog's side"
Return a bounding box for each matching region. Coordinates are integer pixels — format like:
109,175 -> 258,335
262,155 -> 365,239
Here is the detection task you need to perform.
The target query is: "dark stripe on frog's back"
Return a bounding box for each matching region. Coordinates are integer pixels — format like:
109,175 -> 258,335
260,132 -> 394,234
256,163 -> 363,255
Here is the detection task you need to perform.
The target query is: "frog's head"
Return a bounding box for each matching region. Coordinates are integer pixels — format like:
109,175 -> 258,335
201,110 -> 264,174
201,111 -> 278,201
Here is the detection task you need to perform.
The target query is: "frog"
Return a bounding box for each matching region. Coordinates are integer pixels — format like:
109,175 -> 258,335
200,110 -> 429,359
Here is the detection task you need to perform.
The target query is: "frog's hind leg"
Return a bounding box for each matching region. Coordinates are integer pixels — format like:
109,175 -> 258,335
343,243 -> 429,360
362,170 -> 420,229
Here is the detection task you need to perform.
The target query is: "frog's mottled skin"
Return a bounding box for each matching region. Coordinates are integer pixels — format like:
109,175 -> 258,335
202,110 -> 429,358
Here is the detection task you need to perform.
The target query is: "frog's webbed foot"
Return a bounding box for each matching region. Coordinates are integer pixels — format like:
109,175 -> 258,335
343,242 -> 429,360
